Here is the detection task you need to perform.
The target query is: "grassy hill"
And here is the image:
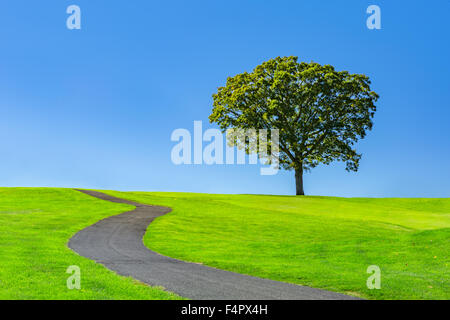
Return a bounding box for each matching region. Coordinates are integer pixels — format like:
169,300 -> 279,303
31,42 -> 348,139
1,187 -> 448,299
0,188 -> 181,299
102,191 -> 450,300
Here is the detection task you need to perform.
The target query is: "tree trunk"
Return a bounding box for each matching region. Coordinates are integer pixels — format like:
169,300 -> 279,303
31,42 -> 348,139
295,168 -> 304,196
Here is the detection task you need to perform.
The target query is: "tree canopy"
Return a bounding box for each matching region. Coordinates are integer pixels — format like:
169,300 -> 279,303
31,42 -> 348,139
209,56 -> 379,195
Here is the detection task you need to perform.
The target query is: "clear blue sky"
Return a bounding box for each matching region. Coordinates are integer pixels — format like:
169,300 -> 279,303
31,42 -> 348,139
0,1 -> 449,197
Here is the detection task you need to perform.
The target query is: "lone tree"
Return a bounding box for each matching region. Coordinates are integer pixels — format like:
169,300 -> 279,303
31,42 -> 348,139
209,56 -> 379,195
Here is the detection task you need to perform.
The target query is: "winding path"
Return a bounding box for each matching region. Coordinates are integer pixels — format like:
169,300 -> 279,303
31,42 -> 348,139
68,189 -> 359,300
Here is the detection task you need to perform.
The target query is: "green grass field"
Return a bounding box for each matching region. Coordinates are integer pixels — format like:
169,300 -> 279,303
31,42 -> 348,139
0,188 -> 181,299
1,188 -> 448,300
102,191 -> 450,300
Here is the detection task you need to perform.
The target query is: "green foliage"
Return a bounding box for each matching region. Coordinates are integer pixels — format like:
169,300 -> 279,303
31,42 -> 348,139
209,56 -> 379,172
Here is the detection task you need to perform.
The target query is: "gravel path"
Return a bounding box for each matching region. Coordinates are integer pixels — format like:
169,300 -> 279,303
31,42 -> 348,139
68,189 -> 359,300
